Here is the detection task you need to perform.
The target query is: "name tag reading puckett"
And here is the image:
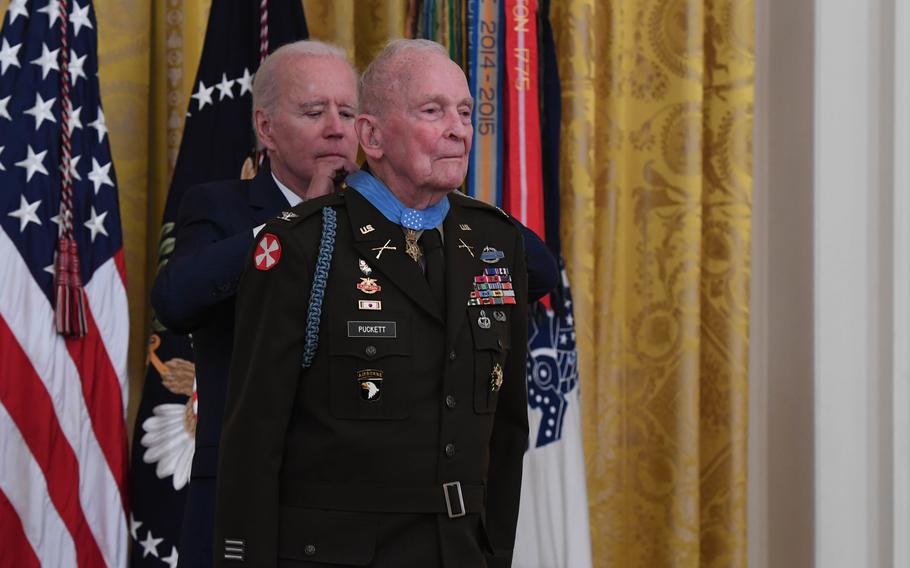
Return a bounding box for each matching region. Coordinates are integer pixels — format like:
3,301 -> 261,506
347,321 -> 398,338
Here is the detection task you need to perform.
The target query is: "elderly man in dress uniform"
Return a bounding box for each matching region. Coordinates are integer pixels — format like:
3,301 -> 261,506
213,39 -> 529,568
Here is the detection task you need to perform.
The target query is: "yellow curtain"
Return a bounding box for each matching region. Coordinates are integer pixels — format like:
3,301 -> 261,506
551,0 -> 753,565
114,0 -> 211,436
302,0 -> 409,71
1,0 -> 752,564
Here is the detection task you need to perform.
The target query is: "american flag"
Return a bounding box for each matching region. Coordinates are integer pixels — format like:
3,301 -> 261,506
0,0 -> 129,566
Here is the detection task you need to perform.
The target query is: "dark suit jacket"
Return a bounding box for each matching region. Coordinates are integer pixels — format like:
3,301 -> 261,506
213,188 -> 529,568
151,165 -> 290,567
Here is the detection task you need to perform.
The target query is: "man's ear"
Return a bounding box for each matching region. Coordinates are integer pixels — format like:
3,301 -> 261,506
254,108 -> 275,151
356,114 -> 383,159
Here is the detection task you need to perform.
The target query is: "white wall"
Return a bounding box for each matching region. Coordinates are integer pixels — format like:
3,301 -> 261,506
751,0 -> 910,566
750,0 -> 816,565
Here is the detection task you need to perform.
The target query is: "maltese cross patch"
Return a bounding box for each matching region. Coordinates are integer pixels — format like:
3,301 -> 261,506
254,233 -> 282,271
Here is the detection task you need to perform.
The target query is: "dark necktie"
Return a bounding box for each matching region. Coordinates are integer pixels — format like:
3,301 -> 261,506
419,229 -> 446,310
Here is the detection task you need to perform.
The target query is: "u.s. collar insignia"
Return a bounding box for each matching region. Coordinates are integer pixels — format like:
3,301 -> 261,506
277,210 -> 298,221
356,277 -> 381,294
459,223 -> 471,231
360,224 -> 375,235
357,369 -> 383,401
480,246 -> 505,264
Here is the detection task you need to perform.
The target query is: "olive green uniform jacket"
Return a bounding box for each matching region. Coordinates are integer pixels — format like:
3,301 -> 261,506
213,188 -> 529,568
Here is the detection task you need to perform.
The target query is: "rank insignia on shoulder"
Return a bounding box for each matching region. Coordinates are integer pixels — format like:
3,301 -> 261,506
277,210 -> 298,221
224,538 -> 245,561
356,277 -> 381,294
254,233 -> 281,271
357,369 -> 383,401
490,363 -> 504,392
480,246 -> 505,264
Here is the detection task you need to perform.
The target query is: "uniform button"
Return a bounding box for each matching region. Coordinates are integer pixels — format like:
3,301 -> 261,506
497,338 -> 503,348
448,350 -> 457,361
304,544 -> 316,556
365,345 -> 377,357
445,443 -> 456,457
445,395 -> 457,409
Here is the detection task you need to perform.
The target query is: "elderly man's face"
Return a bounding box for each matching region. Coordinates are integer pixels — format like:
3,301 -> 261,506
260,54 -> 358,191
380,53 -> 474,196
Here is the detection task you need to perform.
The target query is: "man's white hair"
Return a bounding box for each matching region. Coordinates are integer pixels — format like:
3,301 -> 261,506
252,39 -> 355,115
358,38 -> 449,116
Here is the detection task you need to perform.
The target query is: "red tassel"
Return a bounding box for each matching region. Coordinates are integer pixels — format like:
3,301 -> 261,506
54,238 -> 88,337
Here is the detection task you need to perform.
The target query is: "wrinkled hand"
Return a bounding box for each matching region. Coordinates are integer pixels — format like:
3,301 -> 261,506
306,159 -> 359,199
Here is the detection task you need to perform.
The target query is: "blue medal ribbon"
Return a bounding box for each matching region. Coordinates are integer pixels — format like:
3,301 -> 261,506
346,171 -> 450,230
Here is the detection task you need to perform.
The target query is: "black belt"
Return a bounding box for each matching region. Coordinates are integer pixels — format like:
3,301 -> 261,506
283,481 -> 485,518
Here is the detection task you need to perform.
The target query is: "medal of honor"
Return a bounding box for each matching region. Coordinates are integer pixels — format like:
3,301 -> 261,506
405,229 -> 422,263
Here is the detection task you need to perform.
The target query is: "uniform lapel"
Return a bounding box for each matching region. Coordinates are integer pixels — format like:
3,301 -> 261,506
345,189 -> 443,324
248,161 -> 291,225
443,195 -> 484,345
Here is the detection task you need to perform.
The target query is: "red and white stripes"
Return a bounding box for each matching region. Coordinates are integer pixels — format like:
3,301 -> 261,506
0,230 -> 129,566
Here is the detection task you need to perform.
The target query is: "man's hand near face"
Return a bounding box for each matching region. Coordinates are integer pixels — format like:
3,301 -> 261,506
306,158 -> 359,198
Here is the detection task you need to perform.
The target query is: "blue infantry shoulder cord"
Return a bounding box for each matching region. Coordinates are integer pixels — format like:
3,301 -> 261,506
301,207 -> 337,368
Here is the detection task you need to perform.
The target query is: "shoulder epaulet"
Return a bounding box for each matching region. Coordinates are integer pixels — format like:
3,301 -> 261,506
267,191 -> 346,229
449,190 -> 510,220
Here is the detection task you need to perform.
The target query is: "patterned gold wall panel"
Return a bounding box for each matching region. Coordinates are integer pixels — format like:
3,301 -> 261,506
90,0 -> 154,439
136,0 -> 210,440
303,0 -> 408,71
551,0 -> 752,566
